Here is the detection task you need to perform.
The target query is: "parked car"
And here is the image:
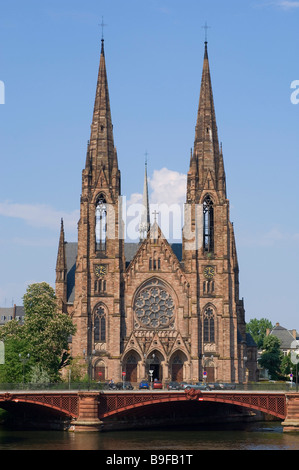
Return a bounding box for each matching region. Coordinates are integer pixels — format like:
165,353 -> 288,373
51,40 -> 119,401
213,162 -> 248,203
139,380 -> 150,389
208,382 -> 223,390
102,381 -> 117,390
221,383 -> 236,390
181,382 -> 211,391
179,382 -> 189,389
167,381 -> 181,390
115,381 -> 134,390
153,380 -> 163,389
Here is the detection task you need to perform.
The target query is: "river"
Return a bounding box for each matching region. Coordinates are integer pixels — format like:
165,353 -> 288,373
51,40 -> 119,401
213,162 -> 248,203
1,421 -> 299,451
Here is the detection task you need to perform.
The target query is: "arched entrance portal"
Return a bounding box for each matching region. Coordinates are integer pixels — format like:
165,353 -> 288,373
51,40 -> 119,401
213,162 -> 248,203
170,352 -> 187,382
146,351 -> 164,382
125,354 -> 139,383
203,357 -> 215,382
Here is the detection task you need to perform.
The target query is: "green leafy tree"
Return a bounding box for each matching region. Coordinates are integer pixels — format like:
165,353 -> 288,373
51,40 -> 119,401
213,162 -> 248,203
0,320 -> 31,383
29,364 -> 51,384
0,283 -> 76,384
259,335 -> 283,380
281,353 -> 293,378
22,282 -> 76,382
246,318 -> 273,349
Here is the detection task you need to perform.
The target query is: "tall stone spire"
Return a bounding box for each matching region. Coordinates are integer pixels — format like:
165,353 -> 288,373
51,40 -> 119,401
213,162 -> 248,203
88,39 -> 118,186
188,41 -> 225,199
55,218 -> 67,311
56,218 -> 66,274
139,158 -> 150,240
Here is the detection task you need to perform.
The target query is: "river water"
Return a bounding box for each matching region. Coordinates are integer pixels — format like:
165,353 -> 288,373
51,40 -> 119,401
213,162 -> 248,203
1,421 -> 299,451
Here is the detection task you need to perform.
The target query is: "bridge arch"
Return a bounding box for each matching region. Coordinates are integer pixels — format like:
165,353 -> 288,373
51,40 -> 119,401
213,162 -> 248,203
0,393 -> 78,419
98,391 -> 287,421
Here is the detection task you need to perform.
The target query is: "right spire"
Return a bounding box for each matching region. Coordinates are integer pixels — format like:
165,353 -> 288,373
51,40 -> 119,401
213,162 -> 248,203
187,40 -> 226,201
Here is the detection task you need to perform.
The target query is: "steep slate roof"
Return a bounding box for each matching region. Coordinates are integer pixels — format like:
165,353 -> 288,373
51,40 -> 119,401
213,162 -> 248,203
269,323 -> 298,349
0,306 -> 25,325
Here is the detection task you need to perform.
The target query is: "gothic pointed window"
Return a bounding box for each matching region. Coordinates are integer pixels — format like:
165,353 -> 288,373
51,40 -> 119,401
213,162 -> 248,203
203,195 -> 214,252
94,305 -> 106,342
203,307 -> 215,343
96,195 -> 107,251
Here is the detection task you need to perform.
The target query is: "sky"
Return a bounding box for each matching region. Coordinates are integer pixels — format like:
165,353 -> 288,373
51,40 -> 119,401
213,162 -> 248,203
0,0 -> 299,330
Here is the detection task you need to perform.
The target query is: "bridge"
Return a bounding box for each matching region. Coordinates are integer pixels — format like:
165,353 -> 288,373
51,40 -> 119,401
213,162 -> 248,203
1,389 -> 299,432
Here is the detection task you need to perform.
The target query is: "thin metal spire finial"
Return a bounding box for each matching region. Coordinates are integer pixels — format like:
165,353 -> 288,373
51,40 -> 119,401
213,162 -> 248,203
100,16 -> 107,41
202,21 -> 210,43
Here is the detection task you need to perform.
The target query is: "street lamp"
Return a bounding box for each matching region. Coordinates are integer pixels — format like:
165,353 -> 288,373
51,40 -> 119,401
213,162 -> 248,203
149,354 -> 155,389
83,349 -> 96,390
19,353 -> 30,387
243,356 -> 248,384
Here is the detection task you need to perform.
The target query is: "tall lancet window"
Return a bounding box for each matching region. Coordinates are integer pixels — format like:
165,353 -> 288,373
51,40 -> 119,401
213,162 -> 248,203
94,305 -> 106,342
203,307 -> 215,343
203,195 -> 214,252
96,195 -> 107,251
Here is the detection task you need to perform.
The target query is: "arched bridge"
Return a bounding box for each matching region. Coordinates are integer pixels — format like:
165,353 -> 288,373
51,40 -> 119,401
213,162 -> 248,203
0,389 -> 298,432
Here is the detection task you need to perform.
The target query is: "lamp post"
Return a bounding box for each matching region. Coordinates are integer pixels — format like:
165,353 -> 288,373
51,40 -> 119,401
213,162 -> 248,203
19,353 -> 30,387
83,349 -> 96,390
243,356 -> 248,384
149,353 -> 155,389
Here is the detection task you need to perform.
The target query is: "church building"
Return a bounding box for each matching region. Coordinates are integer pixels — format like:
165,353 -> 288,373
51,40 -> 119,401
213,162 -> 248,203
55,37 -> 257,385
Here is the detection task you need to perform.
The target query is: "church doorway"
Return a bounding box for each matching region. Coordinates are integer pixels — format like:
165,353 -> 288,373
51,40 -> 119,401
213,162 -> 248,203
94,360 -> 106,382
170,352 -> 187,382
203,357 -> 215,382
124,353 -> 140,383
146,351 -> 163,382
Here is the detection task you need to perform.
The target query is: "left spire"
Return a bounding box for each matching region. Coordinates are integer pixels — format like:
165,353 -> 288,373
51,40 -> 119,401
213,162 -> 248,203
88,32 -> 118,185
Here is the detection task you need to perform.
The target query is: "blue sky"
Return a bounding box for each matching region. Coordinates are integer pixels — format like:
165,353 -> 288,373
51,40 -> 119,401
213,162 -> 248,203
0,0 -> 299,330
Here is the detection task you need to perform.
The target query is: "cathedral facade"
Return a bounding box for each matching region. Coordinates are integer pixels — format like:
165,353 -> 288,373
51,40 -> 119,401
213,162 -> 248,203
55,39 -> 257,385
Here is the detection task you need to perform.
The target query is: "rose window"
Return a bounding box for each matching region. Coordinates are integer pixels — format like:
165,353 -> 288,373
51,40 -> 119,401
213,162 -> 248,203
134,279 -> 175,329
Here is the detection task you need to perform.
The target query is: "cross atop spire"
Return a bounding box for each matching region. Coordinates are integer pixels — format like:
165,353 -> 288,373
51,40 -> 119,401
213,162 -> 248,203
100,16 -> 107,40
202,21 -> 210,43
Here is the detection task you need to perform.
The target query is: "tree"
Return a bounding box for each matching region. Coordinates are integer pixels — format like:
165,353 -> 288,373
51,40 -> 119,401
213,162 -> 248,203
0,283 -> 76,384
0,320 -> 31,383
259,335 -> 283,380
22,283 -> 76,382
246,318 -> 273,349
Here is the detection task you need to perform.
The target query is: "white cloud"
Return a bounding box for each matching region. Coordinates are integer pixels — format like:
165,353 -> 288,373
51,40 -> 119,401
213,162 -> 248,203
0,201 -> 79,233
149,167 -> 187,205
276,1 -> 299,8
262,0 -> 299,9
239,227 -> 299,247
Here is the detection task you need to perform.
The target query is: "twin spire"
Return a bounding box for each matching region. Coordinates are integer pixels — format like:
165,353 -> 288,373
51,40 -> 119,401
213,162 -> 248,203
188,40 -> 227,201
86,36 -> 226,225
86,39 -> 119,189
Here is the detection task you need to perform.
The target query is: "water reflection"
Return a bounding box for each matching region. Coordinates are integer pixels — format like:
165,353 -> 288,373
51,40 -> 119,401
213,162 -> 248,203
1,421 -> 299,450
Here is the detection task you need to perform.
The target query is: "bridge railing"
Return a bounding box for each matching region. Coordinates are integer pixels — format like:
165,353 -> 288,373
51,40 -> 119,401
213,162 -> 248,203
0,382 -> 297,392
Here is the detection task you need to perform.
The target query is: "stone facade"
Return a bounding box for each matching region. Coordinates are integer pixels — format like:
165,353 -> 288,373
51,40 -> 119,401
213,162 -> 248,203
55,39 -> 257,384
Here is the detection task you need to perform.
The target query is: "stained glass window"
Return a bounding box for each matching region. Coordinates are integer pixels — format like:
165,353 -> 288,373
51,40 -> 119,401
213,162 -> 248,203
134,279 -> 175,330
